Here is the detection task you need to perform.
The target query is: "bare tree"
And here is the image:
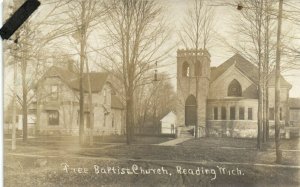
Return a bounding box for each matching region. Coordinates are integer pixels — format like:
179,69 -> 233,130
274,0 -> 284,163
4,0 -> 77,142
102,0 -> 170,144
134,73 -> 176,134
179,0 -> 215,137
56,0 -> 106,145
227,0 -> 281,149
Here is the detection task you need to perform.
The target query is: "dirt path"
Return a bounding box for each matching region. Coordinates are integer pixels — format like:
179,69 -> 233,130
158,137 -> 192,146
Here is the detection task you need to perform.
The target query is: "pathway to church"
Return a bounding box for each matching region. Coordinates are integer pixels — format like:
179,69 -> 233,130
158,137 -> 193,146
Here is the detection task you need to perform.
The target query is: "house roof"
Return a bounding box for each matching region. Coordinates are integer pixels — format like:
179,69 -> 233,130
70,72 -> 109,92
210,54 -> 292,88
111,95 -> 124,110
41,66 -> 109,93
289,98 -> 300,109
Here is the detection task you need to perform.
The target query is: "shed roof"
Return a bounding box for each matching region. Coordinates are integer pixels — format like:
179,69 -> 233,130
160,111 -> 176,122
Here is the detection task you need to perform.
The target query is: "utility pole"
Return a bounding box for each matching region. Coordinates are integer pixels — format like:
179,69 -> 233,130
275,0 -> 283,163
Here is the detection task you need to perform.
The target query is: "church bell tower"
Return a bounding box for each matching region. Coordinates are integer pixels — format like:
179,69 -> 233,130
176,49 -> 211,137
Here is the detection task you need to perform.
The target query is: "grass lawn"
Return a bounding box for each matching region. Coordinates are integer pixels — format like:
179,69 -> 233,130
4,136 -> 300,186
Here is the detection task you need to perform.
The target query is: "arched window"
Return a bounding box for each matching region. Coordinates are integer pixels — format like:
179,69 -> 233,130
182,62 -> 190,77
228,79 -> 242,97
185,95 -> 197,106
194,61 -> 202,76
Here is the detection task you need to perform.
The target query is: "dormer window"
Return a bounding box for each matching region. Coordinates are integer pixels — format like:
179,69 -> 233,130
228,79 -> 242,97
182,62 -> 190,77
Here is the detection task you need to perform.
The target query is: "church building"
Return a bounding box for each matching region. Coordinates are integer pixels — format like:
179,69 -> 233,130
176,49 -> 292,138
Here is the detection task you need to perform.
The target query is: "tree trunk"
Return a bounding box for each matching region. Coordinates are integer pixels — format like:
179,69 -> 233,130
12,61 -> 17,150
79,43 -> 85,145
195,63 -> 199,138
257,83 -> 262,149
262,78 -> 266,143
126,86 -> 134,144
22,61 -> 28,141
264,0 -> 270,142
266,83 -> 270,141
86,60 -> 94,146
257,0 -> 263,150
79,2 -> 86,145
275,0 -> 283,164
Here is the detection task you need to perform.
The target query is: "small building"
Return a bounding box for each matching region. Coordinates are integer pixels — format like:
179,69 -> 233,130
160,111 -> 176,134
4,103 -> 36,134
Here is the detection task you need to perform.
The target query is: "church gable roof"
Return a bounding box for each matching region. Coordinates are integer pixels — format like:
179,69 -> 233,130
210,54 -> 291,88
211,54 -> 258,84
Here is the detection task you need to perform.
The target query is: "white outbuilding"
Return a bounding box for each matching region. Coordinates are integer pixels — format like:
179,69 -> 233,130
160,111 -> 176,134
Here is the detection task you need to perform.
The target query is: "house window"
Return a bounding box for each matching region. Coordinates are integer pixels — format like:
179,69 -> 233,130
48,110 -> 59,125
112,114 -> 114,127
182,62 -> 190,77
230,107 -> 235,120
194,61 -> 202,76
228,79 -> 242,97
221,107 -> 226,120
239,107 -> 245,120
269,108 -> 274,120
213,107 -> 218,120
248,108 -> 253,120
51,85 -> 58,99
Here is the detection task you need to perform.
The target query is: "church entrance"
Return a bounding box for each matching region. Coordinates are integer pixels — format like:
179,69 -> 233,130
185,95 -> 197,126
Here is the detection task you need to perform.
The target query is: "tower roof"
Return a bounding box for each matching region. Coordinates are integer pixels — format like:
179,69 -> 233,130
177,48 -> 211,58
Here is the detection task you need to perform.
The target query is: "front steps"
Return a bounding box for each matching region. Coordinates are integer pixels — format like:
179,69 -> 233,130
177,126 -> 195,138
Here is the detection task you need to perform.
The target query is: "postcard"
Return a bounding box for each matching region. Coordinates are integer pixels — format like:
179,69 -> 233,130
3,0 -> 300,186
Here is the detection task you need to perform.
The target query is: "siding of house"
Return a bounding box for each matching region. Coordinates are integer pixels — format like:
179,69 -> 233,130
36,70 -> 124,136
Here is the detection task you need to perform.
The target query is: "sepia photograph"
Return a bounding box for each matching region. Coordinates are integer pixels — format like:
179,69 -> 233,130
2,0 -> 300,186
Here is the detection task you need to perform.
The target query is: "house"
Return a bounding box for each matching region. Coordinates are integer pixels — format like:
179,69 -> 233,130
34,66 -> 125,135
4,101 -> 36,134
289,98 -> 300,126
160,111 -> 176,134
176,50 -> 293,138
